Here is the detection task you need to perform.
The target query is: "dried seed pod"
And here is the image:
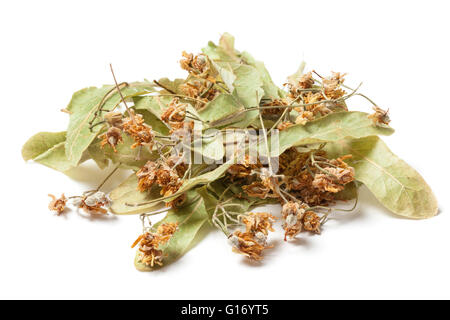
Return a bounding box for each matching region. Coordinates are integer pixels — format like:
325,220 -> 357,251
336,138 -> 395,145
254,231 -> 267,246
298,72 -> 314,89
228,235 -> 240,248
277,121 -> 294,131
99,126 -> 123,152
285,214 -> 298,228
84,195 -> 98,207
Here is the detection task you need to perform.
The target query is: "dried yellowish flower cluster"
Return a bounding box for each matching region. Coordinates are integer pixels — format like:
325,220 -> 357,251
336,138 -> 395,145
26,33 -> 437,272
229,212 -> 276,260
137,156 -> 186,196
132,222 -> 179,267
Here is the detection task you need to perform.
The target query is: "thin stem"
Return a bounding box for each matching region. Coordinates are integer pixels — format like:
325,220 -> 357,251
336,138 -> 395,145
89,81 -> 128,129
280,188 -> 297,203
199,82 -> 215,98
186,110 -> 201,121
110,64 -> 134,121
267,95 -> 304,134
341,84 -> 378,107
155,93 -> 207,105
89,120 -> 106,130
310,152 -> 340,180
248,82 -> 363,113
355,93 -> 378,107
182,162 -> 192,180
96,163 -> 121,192
153,80 -> 176,94
212,215 -> 229,236
257,92 -> 273,173
141,206 -> 172,217
214,81 -> 231,94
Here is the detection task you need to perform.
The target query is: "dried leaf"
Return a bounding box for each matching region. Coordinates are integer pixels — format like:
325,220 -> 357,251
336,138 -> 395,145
22,131 -> 75,172
262,111 -> 395,157
109,174 -> 163,215
231,64 -> 264,108
22,131 -> 67,161
133,95 -> 172,119
177,162 -> 233,194
287,61 -> 307,87
196,184 -> 255,218
88,133 -> 158,171
135,191 -> 210,271
65,82 -> 154,166
33,142 -> 74,172
134,108 -> 170,135
197,93 -> 242,123
241,51 -> 285,100
325,136 -> 438,218
195,130 -> 225,161
155,77 -> 186,94
334,181 -> 359,201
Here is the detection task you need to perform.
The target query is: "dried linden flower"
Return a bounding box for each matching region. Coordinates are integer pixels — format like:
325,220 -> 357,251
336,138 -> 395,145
132,222 -> 179,267
99,126 -> 123,152
369,106 -> 390,126
48,194 -> 67,215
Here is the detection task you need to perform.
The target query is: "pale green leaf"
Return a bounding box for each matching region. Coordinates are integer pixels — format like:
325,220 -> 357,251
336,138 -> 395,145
197,93 -> 242,123
226,109 -> 260,129
218,32 -> 238,59
109,174 -> 163,215
211,61 -> 236,91
262,111 -> 395,157
22,131 -> 66,161
196,184 -> 255,218
202,41 -> 238,62
325,136 -> 438,219
177,162 -> 233,194
231,64 -> 264,108
133,95 -> 172,118
22,131 -> 76,172
65,83 -> 154,166
194,130 -> 225,161
88,134 -> 158,171
135,108 -> 170,135
334,181 -> 359,201
241,51 -> 285,100
287,61 -> 306,87
135,191 -> 210,271
87,140 -> 109,170
155,77 -> 186,94
34,142 -> 74,172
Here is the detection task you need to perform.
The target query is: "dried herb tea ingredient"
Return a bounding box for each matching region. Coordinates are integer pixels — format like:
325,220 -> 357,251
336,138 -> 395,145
22,33 -> 438,271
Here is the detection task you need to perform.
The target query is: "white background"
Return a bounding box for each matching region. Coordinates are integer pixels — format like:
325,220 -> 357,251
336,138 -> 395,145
1,0 -> 449,299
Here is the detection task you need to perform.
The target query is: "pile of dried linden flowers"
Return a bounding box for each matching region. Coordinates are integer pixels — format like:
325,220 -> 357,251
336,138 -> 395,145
22,33 -> 437,271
